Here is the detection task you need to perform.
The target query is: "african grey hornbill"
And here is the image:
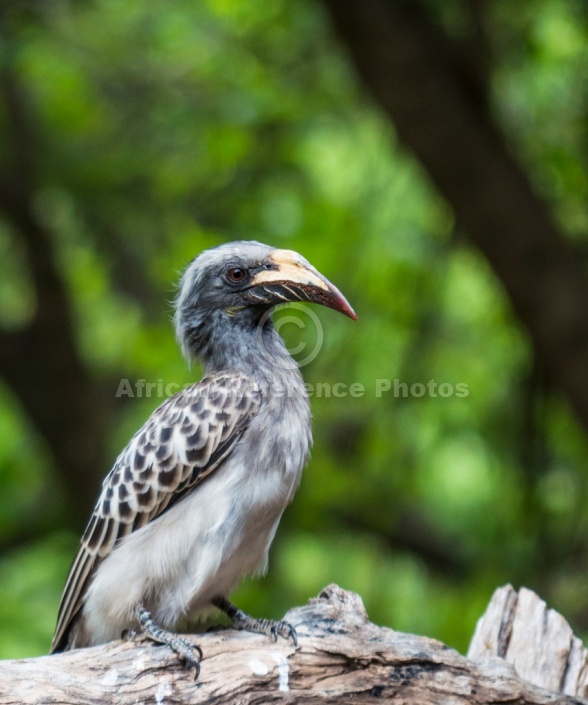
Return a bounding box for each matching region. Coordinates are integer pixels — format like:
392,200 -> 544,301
50,241 -> 356,675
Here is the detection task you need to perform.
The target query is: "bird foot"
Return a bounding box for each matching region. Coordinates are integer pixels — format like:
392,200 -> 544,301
122,627 -> 143,642
232,612 -> 298,646
212,596 -> 297,646
133,608 -> 203,678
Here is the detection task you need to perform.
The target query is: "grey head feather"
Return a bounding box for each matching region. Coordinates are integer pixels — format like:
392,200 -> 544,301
174,241 -> 290,376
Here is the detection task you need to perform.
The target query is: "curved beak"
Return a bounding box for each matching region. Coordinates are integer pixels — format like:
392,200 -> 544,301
244,249 -> 357,320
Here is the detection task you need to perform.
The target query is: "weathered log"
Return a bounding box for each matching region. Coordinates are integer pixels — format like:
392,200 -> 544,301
469,584 -> 588,698
0,584 -> 584,704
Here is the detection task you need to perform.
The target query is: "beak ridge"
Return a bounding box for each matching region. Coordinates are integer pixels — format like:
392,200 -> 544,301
247,249 -> 357,320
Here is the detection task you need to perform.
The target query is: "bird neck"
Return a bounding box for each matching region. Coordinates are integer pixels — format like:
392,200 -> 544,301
186,311 -> 302,387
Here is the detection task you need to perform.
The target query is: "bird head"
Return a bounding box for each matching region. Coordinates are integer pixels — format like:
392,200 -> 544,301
175,241 -> 356,365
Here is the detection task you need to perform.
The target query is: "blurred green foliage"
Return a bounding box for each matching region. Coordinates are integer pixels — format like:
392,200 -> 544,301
1,0 -> 588,659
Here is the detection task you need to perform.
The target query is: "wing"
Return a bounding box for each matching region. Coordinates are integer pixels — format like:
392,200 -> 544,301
51,371 -> 261,652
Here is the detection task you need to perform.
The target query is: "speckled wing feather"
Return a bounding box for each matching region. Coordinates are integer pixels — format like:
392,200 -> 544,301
51,372 -> 261,653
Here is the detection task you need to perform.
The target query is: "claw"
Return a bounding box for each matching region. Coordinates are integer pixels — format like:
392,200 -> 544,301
235,614 -> 297,646
121,628 -> 137,640
287,624 -> 298,647
180,649 -> 200,680
136,607 -> 203,678
274,620 -> 297,646
268,621 -> 296,644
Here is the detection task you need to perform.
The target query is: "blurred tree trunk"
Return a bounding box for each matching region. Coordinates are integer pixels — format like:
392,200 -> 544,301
321,0 -> 588,432
0,23 -> 112,525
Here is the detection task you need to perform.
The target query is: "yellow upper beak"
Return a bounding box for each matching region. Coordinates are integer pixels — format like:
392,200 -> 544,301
248,249 -> 357,320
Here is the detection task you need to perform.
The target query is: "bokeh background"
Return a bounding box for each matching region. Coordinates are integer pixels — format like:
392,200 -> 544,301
2,0 -> 588,658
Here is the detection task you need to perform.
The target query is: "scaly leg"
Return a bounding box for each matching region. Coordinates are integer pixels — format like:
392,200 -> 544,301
125,607 -> 203,678
212,595 -> 297,646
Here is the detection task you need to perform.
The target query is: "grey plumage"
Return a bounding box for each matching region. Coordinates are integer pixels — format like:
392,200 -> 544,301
51,241 -> 355,664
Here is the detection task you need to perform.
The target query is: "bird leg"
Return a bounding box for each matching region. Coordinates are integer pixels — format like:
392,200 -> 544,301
127,607 -> 203,677
212,595 -> 298,646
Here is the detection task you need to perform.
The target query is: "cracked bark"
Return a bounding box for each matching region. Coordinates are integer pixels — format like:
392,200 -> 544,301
0,585 -> 584,704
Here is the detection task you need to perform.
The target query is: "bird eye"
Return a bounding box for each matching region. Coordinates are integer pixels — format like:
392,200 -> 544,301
227,267 -> 247,283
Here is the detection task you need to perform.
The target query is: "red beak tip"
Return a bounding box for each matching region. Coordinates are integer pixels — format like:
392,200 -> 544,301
340,300 -> 357,321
